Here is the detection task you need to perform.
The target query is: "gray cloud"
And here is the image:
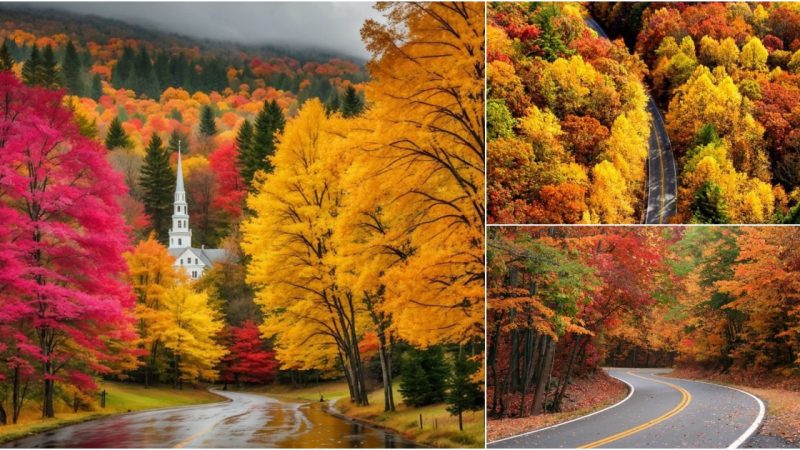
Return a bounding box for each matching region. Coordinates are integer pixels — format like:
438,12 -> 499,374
17,2 -> 383,58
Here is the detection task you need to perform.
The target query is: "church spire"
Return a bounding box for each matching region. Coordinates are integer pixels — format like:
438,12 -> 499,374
175,141 -> 185,192
168,140 -> 191,249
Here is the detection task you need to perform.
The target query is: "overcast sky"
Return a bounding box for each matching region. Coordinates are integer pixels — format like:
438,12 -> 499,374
18,2 -> 383,58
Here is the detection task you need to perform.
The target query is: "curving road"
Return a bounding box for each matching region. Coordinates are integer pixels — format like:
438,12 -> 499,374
489,368 -> 764,449
585,17 -> 678,224
4,390 -> 416,448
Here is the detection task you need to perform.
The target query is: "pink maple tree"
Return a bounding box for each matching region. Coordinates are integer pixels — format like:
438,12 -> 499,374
0,72 -> 137,418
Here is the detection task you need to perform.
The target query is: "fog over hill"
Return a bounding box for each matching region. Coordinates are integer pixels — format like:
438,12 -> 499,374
1,2 -> 381,61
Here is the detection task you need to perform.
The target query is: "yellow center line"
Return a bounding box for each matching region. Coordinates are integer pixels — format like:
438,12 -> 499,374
578,371 -> 691,449
173,423 -> 218,449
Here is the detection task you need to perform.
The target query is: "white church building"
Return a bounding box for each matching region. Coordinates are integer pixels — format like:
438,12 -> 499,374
168,148 -> 228,279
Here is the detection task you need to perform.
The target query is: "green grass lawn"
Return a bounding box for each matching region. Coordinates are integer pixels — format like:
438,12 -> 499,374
256,379 -> 485,448
0,381 -> 223,444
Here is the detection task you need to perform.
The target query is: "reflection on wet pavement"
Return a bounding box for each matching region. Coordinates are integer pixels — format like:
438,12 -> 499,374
4,390 -> 417,448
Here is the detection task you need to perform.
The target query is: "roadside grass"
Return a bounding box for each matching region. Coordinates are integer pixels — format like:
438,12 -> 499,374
257,379 -> 484,448
0,381 -> 222,444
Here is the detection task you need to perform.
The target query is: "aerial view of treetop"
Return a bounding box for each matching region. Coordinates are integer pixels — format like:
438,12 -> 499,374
488,2 -> 800,224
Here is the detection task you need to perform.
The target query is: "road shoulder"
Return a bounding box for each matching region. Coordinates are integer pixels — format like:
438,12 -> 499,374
487,371 -> 628,444
663,368 -> 798,448
0,382 -> 224,445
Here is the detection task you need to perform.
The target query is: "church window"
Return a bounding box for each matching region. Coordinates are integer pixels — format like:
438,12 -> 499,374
178,238 -> 182,246
195,258 -> 199,264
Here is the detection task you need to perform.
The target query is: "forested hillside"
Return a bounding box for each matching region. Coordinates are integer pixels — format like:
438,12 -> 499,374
487,3 -> 651,224
489,2 -> 800,224
488,226 -> 800,421
0,3 -> 484,443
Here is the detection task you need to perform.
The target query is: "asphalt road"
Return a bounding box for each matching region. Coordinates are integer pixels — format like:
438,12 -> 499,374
5,390 -> 416,448
489,368 -> 764,449
584,17 -> 678,224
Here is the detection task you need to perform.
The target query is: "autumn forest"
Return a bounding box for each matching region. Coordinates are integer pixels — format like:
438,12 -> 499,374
488,2 -> 800,224
3,1 -> 800,449
0,3 -> 484,447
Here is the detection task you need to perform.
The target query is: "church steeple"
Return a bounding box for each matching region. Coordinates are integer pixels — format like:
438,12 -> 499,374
168,142 -> 192,249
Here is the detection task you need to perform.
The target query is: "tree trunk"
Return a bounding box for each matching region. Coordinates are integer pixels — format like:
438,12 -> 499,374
532,337 -> 555,415
377,329 -> 395,412
554,336 -> 583,412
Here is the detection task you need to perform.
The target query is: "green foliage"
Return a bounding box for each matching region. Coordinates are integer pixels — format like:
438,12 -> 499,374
168,129 -> 188,155
62,40 -> 85,96
39,45 -> 61,88
90,73 -> 103,100
783,201 -> 800,224
487,99 -> 515,140
139,134 -> 175,242
691,181 -> 731,224
341,85 -> 364,118
399,347 -> 450,407
693,123 -> 720,148
325,89 -> 340,114
104,117 -> 132,150
239,100 -> 285,188
445,350 -> 483,430
199,104 -> 217,136
0,39 -> 14,72
533,3 -> 571,62
21,44 -> 40,85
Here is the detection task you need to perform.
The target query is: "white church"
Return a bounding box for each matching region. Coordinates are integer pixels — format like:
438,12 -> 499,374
168,148 -> 228,279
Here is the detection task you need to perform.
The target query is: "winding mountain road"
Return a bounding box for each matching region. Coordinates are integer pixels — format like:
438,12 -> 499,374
489,368 -> 764,449
4,390 -> 416,448
585,17 -> 678,224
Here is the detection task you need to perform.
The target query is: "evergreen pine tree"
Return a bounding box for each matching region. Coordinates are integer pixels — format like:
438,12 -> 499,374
62,40 -> 85,96
39,45 -> 61,88
235,120 -> 255,186
445,350 -> 483,431
248,100 -> 285,183
325,89 -> 341,115
0,39 -> 14,72
90,73 -> 103,100
691,181 -> 730,224
199,105 -> 217,136
105,117 -> 131,150
341,85 -> 364,118
168,129 -> 188,155
399,347 -> 449,407
112,46 -> 135,88
140,135 -> 175,243
134,47 -> 159,98
22,45 -> 41,85
783,202 -> 800,224
399,350 -> 432,407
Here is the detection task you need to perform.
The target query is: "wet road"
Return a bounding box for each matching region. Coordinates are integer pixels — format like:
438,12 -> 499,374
489,368 -> 764,449
585,17 -> 678,224
5,390 -> 416,448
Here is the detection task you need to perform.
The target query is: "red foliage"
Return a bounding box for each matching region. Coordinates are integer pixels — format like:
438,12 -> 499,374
561,115 -> 610,165
209,143 -> 246,219
218,320 -> 278,385
0,72 -> 137,396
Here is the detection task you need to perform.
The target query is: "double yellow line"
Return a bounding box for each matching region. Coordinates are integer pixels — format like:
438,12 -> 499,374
578,371 -> 691,449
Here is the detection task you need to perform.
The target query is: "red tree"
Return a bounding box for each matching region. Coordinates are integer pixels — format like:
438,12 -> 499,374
0,72 -> 137,418
219,321 -> 278,387
209,142 -> 246,219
